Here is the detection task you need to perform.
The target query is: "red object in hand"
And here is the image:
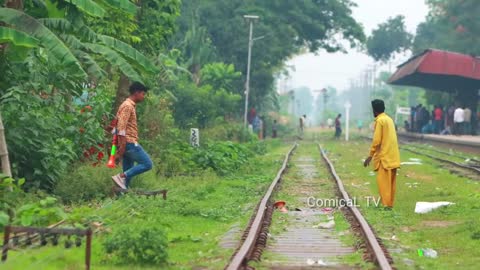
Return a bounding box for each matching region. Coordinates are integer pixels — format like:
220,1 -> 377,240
107,154 -> 115,168
107,134 -> 118,168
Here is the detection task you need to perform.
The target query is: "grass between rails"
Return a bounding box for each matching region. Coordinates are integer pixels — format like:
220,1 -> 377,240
255,142 -> 369,269
318,131 -> 480,270
3,140 -> 292,270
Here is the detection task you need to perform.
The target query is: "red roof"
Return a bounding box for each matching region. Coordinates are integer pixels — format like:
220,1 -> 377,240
388,49 -> 480,91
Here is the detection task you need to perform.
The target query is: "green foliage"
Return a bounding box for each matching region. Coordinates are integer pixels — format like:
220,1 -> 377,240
83,43 -> 143,83
54,164 -> 113,203
192,141 -> 253,175
200,62 -> 241,91
0,211 -> 8,227
158,60 -> 244,130
171,64 -> 242,128
69,0 -> 106,18
174,0 -> 365,111
15,197 -> 66,226
136,0 -> 181,54
0,7 -> 87,78
0,26 -> 39,47
367,15 -> 413,62
202,122 -> 255,142
414,0 -> 480,55
1,81 -> 112,189
0,176 -> 26,227
103,225 -> 168,265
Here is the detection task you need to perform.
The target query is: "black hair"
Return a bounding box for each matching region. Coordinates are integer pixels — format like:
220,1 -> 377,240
129,82 -> 148,95
371,99 -> 385,113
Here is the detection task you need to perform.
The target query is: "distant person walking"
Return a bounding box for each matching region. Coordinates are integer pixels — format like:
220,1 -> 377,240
453,106 -> 465,135
464,107 -> 472,135
252,115 -> 261,138
357,119 -> 364,133
272,120 -> 278,138
111,82 -> 153,190
334,114 -> 342,139
446,105 -> 455,133
299,114 -> 306,138
433,105 -> 443,134
363,99 -> 400,208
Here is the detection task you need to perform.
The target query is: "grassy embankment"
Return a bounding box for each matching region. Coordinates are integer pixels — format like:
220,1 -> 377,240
319,132 -> 480,270
3,140 -> 292,270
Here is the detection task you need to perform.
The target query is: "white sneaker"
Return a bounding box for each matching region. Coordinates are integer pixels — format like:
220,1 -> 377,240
111,174 -> 127,190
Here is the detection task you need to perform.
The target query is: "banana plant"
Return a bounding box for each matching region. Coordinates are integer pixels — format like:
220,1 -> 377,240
0,0 -> 153,83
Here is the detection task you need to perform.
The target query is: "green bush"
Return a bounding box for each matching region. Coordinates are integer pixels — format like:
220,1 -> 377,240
54,164 -> 113,203
15,197 -> 66,227
2,83 -> 113,190
0,176 -> 27,228
192,141 -> 253,175
103,225 -> 168,265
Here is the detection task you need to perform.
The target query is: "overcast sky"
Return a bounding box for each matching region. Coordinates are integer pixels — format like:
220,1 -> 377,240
283,0 -> 429,92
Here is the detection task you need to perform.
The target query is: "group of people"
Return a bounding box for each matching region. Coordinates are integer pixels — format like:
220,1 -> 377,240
405,104 -> 476,135
109,86 -> 399,210
249,108 -> 278,139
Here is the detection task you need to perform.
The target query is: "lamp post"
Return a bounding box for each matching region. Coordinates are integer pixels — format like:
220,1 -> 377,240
321,88 -> 328,124
243,15 -> 259,128
345,101 -> 352,141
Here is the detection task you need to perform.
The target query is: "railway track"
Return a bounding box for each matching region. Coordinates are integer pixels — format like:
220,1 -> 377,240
361,135 -> 480,177
224,143 -> 392,270
396,132 -> 480,155
400,146 -> 480,175
402,143 -> 480,166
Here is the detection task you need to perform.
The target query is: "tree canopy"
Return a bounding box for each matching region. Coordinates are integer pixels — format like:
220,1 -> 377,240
172,0 -> 365,112
366,15 -> 413,62
413,0 -> 480,55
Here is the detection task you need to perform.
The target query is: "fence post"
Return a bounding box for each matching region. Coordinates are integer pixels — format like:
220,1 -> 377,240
2,225 -> 11,262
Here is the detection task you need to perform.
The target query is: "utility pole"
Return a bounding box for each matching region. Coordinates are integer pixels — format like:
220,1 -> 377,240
243,15 -> 259,128
345,101 -> 351,141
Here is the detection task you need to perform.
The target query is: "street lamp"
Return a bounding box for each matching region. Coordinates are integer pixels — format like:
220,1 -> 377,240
345,101 -> 351,141
243,15 -> 259,128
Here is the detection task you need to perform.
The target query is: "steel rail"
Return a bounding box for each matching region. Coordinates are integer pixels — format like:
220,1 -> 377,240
402,147 -> 480,174
319,145 -> 393,270
225,143 -> 297,270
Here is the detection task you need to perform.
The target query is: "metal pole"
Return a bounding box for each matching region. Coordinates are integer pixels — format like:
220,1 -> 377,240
243,20 -> 254,128
345,101 -> 351,141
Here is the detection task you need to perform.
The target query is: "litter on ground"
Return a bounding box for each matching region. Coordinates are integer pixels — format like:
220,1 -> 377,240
414,202 -> 454,213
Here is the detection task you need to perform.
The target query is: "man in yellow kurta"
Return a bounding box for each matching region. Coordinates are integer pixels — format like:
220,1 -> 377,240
364,99 -> 400,208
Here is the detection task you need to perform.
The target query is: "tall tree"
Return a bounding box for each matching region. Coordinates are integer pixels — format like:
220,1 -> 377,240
366,15 -> 413,62
173,0 -> 365,112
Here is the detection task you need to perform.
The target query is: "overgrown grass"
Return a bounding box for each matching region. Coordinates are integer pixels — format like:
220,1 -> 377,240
2,139 -> 291,269
318,132 -> 480,270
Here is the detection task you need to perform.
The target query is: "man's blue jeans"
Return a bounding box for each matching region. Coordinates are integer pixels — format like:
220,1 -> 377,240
122,143 -> 153,188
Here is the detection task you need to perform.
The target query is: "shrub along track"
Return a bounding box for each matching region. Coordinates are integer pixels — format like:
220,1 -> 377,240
224,142 -> 393,270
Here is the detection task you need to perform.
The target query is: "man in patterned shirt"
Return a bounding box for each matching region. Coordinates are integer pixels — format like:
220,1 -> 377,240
111,82 -> 152,189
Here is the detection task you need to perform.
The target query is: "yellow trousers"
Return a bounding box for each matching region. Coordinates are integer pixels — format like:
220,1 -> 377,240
376,165 -> 397,207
